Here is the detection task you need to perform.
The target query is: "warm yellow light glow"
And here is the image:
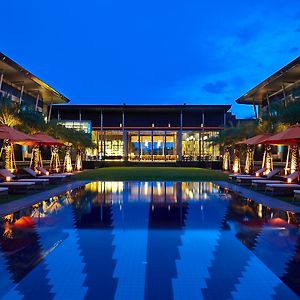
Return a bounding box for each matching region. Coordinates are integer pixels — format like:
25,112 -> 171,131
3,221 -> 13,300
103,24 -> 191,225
46,171 -> 49,176
288,178 -> 292,183
75,150 -> 83,171
6,176 -> 11,182
63,147 -> 73,173
50,146 -> 60,173
255,172 -> 259,177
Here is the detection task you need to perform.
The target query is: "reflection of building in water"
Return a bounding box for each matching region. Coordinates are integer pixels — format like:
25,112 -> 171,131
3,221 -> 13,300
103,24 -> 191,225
181,182 -> 220,201
84,181 -> 222,204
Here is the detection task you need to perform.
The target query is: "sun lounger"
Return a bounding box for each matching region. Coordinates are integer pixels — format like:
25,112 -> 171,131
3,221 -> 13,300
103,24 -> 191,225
251,180 -> 282,190
0,169 -> 49,187
293,190 -> 300,201
236,169 -> 281,185
24,168 -> 66,183
265,184 -> 300,196
252,171 -> 299,190
0,181 -> 35,193
0,187 -> 8,196
228,168 -> 266,180
38,167 -> 72,180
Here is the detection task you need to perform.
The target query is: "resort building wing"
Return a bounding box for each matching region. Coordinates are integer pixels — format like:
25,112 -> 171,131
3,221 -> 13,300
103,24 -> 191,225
236,56 -> 300,118
50,104 -> 232,162
0,52 -> 69,112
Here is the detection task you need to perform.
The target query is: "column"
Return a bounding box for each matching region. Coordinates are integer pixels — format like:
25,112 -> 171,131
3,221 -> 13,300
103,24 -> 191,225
201,111 -> 205,159
100,110 -> 103,160
178,110 -> 183,161
122,110 -> 128,161
19,84 -> 24,105
138,131 -> 141,161
151,131 -> 154,161
35,92 -> 40,111
164,131 -> 167,161
0,71 -> 3,91
282,83 -> 287,107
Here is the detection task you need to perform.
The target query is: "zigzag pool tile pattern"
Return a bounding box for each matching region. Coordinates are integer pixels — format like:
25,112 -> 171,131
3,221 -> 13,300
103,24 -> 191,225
0,181 -> 299,300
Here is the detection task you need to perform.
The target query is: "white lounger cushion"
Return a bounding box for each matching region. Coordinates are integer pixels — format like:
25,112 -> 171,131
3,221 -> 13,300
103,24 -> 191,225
0,187 -> 8,192
294,190 -> 300,194
252,180 -> 282,184
0,182 -> 35,186
18,179 -> 49,183
266,184 -> 300,188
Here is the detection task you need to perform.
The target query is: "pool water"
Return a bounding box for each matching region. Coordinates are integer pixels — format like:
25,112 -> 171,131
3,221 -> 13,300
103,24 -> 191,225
0,181 -> 299,299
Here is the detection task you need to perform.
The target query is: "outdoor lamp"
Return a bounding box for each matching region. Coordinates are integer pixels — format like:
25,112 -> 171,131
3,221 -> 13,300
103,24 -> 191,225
46,171 -> 50,176
6,176 -> 11,182
288,178 -> 292,183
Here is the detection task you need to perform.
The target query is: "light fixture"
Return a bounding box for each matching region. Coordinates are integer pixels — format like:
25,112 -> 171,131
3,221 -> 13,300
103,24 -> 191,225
6,176 -> 11,182
287,178 -> 292,183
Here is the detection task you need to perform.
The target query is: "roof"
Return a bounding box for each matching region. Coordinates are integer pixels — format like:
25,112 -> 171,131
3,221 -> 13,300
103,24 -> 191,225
0,52 -> 70,104
52,104 -> 231,112
236,56 -> 300,105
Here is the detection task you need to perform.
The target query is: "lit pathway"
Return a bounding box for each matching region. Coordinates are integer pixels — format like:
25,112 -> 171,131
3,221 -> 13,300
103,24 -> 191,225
172,197 -> 228,300
215,181 -> 300,213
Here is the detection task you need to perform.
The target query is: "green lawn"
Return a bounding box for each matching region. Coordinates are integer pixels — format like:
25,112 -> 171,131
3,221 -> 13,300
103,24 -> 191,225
73,167 -> 228,181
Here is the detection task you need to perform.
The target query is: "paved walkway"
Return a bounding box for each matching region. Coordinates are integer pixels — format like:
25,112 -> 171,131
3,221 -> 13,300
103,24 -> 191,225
0,180 -> 89,217
215,181 -> 300,213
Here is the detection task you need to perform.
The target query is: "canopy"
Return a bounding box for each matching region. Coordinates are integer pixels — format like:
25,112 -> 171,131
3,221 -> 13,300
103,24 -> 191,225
31,132 -> 65,146
261,124 -> 300,145
0,126 -> 39,145
236,133 -> 273,145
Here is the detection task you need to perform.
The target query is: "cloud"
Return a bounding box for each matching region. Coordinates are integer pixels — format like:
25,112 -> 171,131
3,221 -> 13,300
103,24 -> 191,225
202,80 -> 228,94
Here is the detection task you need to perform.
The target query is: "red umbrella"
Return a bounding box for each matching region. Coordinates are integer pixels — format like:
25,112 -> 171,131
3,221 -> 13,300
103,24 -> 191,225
31,132 -> 65,146
236,133 -> 273,145
261,124 -> 300,145
0,125 -> 39,145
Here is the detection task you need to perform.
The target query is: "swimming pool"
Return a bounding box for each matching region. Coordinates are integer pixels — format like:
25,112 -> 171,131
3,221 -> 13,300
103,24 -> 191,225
0,181 -> 299,299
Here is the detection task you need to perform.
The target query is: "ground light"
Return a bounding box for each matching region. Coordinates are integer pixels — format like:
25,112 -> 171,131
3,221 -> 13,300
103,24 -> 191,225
75,149 -> 82,171
232,146 -> 240,173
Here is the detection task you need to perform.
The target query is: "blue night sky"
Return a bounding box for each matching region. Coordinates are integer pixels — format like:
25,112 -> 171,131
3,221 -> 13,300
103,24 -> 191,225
1,0 -> 300,118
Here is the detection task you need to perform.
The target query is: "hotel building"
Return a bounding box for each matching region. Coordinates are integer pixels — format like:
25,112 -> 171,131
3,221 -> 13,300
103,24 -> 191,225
50,104 -> 235,162
236,56 -> 300,118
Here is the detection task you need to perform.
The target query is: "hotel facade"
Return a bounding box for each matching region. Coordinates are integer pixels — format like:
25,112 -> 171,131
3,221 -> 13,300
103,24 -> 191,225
50,104 -> 234,162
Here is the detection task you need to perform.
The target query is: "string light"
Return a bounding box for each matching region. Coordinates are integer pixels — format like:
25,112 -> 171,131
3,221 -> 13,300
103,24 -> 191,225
50,145 -> 60,173
63,146 -> 73,173
30,145 -> 43,172
244,145 -> 254,174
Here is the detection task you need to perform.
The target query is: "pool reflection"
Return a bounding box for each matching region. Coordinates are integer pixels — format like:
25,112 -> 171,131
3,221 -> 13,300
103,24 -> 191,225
0,181 -> 299,299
